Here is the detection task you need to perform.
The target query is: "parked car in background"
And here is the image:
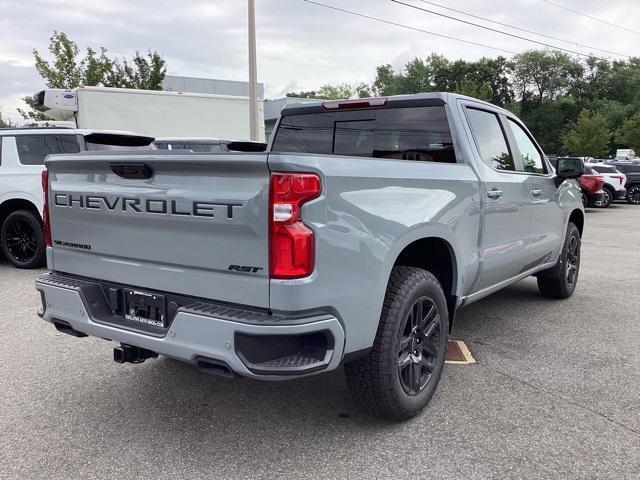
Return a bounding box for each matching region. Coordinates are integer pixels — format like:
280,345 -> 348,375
586,163 -> 626,208
550,157 -> 604,208
154,137 -> 267,152
579,166 -> 606,208
0,127 -> 155,268
606,162 -> 640,204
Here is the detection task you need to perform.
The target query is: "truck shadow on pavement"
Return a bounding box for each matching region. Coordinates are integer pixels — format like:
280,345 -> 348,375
55,279 -> 546,429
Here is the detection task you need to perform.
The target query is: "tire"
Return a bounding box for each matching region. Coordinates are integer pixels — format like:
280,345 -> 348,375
344,267 -> 448,421
0,210 -> 46,269
627,185 -> 640,205
537,222 -> 580,299
581,189 -> 588,209
600,186 -> 614,208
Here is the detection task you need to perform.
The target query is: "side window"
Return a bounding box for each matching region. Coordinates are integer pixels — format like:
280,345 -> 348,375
507,118 -> 547,174
15,134 -> 80,165
465,108 -> 514,171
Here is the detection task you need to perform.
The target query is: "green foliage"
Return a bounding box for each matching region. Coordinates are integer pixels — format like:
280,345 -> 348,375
0,113 -> 16,128
513,50 -> 582,102
454,79 -> 492,101
616,112 -> 640,151
21,31 -> 166,119
301,49 -> 640,156
562,109 -> 611,157
287,82 -> 371,100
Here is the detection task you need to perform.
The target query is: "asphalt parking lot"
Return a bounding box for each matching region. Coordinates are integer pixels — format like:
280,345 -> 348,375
1,204 -> 638,480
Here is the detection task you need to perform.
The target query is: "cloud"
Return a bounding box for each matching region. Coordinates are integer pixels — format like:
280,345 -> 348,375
1,0 -> 639,122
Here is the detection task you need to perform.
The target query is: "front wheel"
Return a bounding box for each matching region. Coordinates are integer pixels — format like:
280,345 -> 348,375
344,267 -> 448,421
627,185 -> 640,205
537,222 -> 581,299
1,210 -> 46,269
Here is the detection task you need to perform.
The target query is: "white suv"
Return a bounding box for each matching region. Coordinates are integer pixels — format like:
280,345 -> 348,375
586,163 -> 627,208
0,128 -> 154,268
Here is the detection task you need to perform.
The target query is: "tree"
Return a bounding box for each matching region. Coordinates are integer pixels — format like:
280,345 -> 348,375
287,82 -> 370,99
562,109 -> 611,157
454,79 -> 491,101
513,50 -> 583,102
0,113 -> 16,128
616,112 -> 640,151
20,31 -> 166,119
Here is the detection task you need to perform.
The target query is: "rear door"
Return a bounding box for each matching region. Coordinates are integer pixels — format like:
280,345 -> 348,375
504,117 -> 564,268
47,152 -> 270,307
463,106 -> 532,290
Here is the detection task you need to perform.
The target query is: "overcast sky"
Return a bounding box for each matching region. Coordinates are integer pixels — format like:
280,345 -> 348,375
1,0 -> 638,123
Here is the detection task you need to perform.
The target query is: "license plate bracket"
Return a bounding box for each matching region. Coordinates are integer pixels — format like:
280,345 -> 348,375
124,289 -> 166,328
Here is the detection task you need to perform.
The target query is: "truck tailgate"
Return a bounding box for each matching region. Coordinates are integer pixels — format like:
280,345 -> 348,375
46,152 -> 270,308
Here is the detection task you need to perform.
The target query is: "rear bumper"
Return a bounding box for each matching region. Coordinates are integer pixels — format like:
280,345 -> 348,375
615,188 -> 627,200
35,272 -> 345,380
587,190 -> 605,206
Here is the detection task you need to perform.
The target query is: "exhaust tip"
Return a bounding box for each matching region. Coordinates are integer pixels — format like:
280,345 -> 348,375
195,357 -> 236,379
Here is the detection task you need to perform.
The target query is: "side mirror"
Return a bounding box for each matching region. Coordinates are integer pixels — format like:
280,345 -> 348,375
556,157 -> 583,180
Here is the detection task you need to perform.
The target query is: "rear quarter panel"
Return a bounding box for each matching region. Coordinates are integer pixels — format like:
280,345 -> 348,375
267,153 -> 482,353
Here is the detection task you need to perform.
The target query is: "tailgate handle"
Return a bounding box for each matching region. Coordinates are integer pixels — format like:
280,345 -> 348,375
110,163 -> 153,180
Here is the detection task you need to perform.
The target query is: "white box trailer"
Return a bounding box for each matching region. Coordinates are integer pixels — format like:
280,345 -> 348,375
33,86 -> 265,142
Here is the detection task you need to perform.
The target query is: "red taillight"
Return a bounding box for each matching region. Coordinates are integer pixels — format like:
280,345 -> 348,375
612,174 -> 626,185
41,170 -> 52,247
269,172 -> 321,279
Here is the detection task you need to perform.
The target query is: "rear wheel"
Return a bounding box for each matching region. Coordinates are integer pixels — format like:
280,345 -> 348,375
627,185 -> 640,205
0,210 -> 46,269
600,186 -> 614,208
581,189 -> 588,208
344,267 -> 448,421
537,222 -> 580,299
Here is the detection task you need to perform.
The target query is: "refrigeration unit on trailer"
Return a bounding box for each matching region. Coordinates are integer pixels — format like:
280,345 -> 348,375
32,86 -> 265,141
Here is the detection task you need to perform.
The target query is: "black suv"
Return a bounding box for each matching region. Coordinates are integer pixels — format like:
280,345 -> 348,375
607,162 -> 640,204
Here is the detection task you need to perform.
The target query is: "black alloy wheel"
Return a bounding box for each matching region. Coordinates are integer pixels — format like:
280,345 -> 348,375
600,187 -> 613,208
397,296 -> 441,396
565,234 -> 579,287
628,186 -> 640,204
537,222 -> 581,299
1,210 -> 46,268
344,267 -> 448,420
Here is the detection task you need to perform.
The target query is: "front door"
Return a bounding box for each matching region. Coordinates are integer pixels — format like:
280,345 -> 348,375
463,106 -> 532,291
504,117 -> 564,268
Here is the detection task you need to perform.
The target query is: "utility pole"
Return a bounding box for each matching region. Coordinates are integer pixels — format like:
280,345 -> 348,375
248,0 -> 259,141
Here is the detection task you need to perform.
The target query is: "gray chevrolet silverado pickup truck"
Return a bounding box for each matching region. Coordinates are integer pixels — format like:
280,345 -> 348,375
36,93 -> 584,420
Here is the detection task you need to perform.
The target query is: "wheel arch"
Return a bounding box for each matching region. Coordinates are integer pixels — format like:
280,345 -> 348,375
391,236 -> 458,331
568,209 -> 584,237
0,198 -> 42,228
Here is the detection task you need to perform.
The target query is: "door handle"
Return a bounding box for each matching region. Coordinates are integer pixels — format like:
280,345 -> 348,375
531,188 -> 543,197
487,189 -> 504,199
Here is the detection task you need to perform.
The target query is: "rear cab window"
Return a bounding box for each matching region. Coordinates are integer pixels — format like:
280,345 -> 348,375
15,134 -> 80,165
272,105 -> 457,163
